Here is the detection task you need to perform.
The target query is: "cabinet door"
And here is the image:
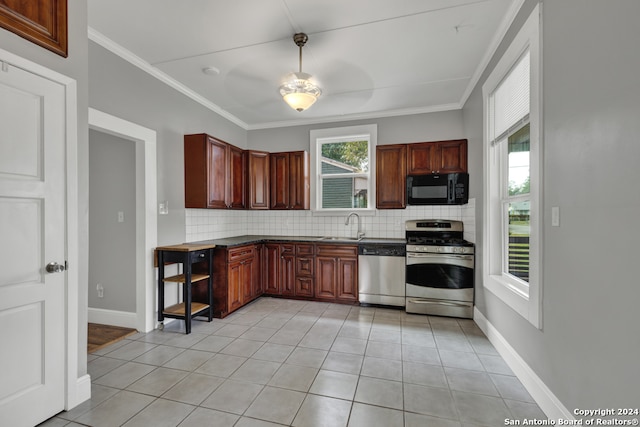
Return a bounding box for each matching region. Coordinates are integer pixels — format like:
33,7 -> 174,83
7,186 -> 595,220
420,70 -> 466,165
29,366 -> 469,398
209,137 -> 231,208
184,134 -> 209,208
252,245 -> 263,298
337,257 -> 358,301
247,150 -> 270,209
280,254 -> 296,296
263,244 -> 280,294
228,145 -> 245,209
241,258 -> 254,303
433,139 -> 468,173
269,152 -> 289,209
376,144 -> 407,209
288,151 -> 310,210
407,142 -> 437,175
228,261 -> 243,311
315,256 -> 337,300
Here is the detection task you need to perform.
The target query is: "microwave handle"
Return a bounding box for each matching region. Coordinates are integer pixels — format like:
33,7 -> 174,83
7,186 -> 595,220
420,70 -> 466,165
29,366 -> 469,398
449,178 -> 454,202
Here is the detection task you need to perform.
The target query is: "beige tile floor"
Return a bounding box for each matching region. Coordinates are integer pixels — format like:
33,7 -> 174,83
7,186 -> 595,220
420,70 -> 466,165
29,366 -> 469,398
40,297 -> 545,427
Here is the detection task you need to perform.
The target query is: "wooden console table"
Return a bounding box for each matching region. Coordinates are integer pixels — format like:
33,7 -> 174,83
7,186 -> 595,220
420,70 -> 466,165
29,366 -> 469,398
156,243 -> 215,334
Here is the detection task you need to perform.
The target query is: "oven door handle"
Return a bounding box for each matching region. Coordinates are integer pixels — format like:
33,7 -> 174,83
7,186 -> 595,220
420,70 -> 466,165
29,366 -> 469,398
407,253 -> 474,262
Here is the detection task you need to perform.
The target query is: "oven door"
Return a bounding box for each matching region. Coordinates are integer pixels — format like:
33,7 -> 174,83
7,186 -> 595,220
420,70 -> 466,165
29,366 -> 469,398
405,252 -> 474,317
406,252 -> 474,290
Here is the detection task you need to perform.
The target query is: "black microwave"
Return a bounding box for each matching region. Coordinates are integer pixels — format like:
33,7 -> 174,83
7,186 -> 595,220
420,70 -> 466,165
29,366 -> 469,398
406,173 -> 469,205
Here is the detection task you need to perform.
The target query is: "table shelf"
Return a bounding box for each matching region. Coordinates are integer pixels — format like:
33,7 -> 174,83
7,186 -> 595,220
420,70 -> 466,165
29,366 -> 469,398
163,274 -> 210,283
163,302 -> 210,317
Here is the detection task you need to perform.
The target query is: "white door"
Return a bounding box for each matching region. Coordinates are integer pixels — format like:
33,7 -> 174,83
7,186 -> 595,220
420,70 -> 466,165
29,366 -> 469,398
0,61 -> 66,426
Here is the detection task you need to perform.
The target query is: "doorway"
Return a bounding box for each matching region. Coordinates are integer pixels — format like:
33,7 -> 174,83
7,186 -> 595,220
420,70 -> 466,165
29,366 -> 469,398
88,108 -> 157,332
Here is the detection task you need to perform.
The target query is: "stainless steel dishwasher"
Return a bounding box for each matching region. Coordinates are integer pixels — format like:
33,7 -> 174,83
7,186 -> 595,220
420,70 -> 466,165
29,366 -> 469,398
358,243 -> 406,307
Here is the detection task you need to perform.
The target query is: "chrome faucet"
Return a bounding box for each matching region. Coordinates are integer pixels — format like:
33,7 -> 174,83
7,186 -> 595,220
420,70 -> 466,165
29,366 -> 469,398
345,212 -> 365,240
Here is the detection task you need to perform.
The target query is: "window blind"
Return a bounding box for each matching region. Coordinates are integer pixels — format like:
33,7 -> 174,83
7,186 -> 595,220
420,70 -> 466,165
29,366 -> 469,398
490,50 -> 530,143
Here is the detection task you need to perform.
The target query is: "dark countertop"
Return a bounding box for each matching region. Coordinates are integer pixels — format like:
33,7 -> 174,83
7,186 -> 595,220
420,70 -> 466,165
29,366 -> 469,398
190,235 -> 406,248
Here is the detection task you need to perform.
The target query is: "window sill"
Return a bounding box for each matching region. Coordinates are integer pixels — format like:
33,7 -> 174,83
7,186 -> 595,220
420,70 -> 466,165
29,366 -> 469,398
484,274 -> 529,319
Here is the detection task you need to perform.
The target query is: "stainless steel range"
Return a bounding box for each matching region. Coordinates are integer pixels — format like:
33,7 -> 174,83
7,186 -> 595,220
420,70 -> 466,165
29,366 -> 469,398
405,219 -> 475,318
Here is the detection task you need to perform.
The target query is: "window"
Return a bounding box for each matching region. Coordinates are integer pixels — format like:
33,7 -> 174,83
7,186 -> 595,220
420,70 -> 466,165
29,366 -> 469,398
310,124 -> 377,213
482,4 -> 541,328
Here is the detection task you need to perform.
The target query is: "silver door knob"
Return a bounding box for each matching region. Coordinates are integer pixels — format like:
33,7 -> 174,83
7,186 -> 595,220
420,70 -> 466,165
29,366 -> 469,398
46,262 -> 65,273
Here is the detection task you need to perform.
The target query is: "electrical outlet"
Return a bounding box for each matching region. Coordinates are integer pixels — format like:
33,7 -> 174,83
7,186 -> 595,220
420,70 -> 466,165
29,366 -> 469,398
97,283 -> 104,298
118,211 -> 124,223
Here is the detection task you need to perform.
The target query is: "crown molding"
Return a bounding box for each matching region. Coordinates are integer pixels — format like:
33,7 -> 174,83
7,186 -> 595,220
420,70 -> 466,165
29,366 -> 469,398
459,0 -> 527,108
88,27 -> 249,130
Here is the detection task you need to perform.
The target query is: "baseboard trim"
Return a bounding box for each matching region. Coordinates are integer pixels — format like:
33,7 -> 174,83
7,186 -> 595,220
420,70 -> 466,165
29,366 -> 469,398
88,307 -> 137,329
473,307 -> 574,421
66,374 -> 91,410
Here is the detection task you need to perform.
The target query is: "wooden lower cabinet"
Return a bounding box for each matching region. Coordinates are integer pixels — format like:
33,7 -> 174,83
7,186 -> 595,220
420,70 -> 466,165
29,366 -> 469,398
213,241 -> 358,315
280,245 -> 296,296
314,244 -> 358,303
212,244 -> 261,318
264,243 -> 314,299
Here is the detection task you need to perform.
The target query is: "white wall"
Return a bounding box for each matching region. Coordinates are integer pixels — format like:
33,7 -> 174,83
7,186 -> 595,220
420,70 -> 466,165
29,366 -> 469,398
247,110 -> 465,151
463,0 -> 640,414
88,41 -> 247,246
88,130 -> 136,312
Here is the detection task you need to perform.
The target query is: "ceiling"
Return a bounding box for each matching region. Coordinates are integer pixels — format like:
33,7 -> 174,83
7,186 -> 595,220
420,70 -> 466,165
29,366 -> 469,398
88,0 -> 518,130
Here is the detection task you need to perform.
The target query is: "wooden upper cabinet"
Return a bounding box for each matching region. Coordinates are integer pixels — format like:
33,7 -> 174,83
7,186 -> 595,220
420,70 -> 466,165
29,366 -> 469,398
407,139 -> 468,175
270,151 -> 310,210
246,150 -> 270,209
185,134 -> 230,208
269,152 -> 289,210
376,144 -> 407,209
184,133 -> 248,210
289,151 -> 310,210
228,145 -> 246,209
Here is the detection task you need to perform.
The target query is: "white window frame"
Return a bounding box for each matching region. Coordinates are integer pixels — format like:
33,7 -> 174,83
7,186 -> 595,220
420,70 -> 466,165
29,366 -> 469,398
482,3 -> 542,328
310,124 -> 377,215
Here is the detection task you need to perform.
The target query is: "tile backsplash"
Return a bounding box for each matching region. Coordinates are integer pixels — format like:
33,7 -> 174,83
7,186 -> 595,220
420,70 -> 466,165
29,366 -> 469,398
186,198 -> 476,243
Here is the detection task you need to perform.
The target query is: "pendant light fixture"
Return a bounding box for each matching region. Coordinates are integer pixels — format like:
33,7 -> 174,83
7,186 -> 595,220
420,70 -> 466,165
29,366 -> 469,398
279,33 -> 321,112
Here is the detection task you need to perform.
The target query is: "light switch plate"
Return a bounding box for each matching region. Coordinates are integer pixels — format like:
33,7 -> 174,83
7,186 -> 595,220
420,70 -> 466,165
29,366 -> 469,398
551,207 -> 560,227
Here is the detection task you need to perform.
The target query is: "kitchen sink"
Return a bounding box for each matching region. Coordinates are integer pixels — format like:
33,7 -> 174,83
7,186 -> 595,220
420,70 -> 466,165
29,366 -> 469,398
318,236 -> 363,242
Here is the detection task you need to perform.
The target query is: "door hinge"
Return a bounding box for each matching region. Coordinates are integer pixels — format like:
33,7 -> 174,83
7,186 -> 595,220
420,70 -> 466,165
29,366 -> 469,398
64,260 -> 68,271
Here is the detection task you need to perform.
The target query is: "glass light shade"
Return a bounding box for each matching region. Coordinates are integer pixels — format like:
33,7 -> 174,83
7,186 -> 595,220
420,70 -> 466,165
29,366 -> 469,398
279,72 -> 321,112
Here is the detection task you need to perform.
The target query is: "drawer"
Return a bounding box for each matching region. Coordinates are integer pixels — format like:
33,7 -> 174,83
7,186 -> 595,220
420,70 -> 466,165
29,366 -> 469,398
160,249 -> 210,264
227,245 -> 255,262
315,244 -> 358,258
280,244 -> 295,256
296,244 -> 314,256
296,257 -> 314,276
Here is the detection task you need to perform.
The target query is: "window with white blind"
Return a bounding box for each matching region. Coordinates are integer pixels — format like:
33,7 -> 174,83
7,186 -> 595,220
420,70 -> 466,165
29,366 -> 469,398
482,4 -> 542,328
310,124 -> 377,213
